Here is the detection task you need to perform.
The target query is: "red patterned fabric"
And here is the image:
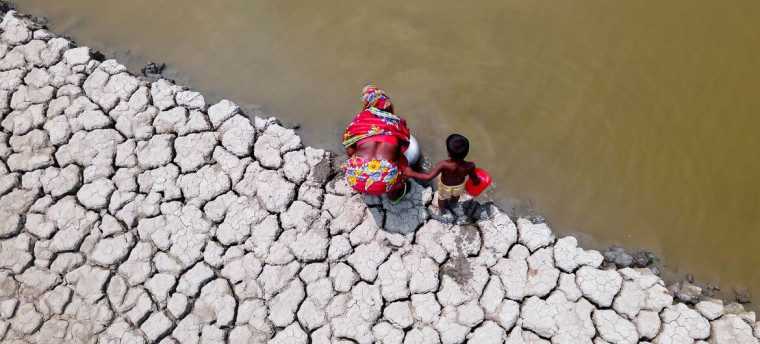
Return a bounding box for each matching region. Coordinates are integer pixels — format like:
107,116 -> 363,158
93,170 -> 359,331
342,107 -> 410,151
361,85 -> 393,111
342,156 -> 407,195
342,85 -> 411,195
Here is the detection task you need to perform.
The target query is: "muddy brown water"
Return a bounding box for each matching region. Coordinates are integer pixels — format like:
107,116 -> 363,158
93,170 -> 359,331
17,1 -> 760,301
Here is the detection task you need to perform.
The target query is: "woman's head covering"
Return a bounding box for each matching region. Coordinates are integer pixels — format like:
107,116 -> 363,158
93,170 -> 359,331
361,84 -> 392,111
345,84 -> 409,150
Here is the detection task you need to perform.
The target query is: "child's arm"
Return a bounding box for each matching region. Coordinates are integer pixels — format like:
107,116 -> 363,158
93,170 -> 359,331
403,161 -> 445,182
467,162 -> 481,185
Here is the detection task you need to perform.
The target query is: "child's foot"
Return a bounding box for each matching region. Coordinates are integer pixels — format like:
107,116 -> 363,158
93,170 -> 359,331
430,205 -> 455,223
440,210 -> 457,223
429,202 -> 442,215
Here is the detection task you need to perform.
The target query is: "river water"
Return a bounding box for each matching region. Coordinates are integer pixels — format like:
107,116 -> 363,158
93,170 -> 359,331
17,1 -> 760,300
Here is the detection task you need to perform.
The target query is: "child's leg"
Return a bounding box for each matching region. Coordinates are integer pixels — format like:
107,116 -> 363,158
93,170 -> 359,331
436,188 -> 450,210
449,196 -> 460,204
444,196 -> 460,212
437,198 -> 447,211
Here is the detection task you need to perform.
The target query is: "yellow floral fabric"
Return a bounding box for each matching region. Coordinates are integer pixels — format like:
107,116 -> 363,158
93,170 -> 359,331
342,156 -> 403,195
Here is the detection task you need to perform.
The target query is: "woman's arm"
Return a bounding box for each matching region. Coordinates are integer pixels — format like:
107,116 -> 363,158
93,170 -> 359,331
403,161 -> 445,182
345,145 -> 356,157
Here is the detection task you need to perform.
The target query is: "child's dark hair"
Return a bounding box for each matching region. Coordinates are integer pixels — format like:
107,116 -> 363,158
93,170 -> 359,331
446,134 -> 469,160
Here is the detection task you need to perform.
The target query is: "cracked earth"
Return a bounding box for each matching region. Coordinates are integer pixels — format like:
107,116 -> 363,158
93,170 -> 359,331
0,10 -> 759,344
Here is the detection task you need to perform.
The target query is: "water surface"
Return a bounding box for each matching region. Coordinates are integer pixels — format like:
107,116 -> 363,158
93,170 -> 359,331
18,0 -> 760,299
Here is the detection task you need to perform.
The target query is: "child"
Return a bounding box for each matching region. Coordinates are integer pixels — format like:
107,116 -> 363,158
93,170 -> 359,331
431,134 -> 480,210
397,134 -> 481,207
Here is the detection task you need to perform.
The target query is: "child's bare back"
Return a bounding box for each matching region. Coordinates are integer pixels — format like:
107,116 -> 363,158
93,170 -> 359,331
439,159 -> 476,186
434,134 -> 480,210
399,133 -> 481,209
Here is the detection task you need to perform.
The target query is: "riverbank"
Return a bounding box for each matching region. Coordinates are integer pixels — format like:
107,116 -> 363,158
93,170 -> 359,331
0,9 -> 759,344
16,0 -> 760,306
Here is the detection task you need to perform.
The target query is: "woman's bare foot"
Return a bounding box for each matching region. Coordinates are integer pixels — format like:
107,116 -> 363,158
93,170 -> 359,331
387,181 -> 408,204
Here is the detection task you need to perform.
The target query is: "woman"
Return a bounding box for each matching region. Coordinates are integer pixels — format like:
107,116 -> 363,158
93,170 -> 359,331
342,85 -> 438,202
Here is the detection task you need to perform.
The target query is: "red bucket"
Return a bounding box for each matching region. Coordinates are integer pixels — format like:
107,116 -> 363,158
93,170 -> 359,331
465,168 -> 492,197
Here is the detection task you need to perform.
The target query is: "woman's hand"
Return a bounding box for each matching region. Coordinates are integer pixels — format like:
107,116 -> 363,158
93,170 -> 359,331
404,161 -> 444,182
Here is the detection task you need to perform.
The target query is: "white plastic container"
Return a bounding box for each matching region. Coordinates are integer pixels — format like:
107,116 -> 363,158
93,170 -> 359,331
404,135 -> 420,165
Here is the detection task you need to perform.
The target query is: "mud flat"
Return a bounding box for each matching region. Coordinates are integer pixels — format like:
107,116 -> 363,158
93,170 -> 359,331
0,10 -> 759,344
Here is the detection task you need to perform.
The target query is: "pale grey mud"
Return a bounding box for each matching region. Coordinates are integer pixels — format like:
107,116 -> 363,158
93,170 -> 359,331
14,0 -> 760,302
0,9 -> 759,344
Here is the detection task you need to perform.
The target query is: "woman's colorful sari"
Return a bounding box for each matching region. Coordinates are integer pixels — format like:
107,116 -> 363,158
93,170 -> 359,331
342,85 -> 411,195
343,156 -> 407,195
341,107 -> 410,150
341,107 -> 411,195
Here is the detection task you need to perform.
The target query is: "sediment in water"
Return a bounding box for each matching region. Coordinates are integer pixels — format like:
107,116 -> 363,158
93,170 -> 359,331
0,9 -> 758,343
